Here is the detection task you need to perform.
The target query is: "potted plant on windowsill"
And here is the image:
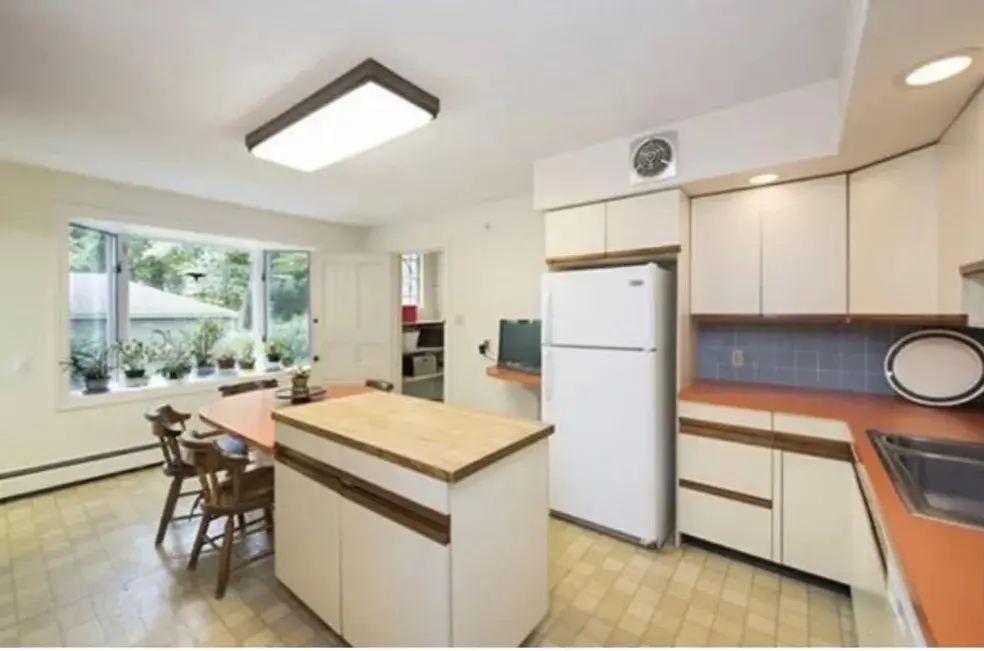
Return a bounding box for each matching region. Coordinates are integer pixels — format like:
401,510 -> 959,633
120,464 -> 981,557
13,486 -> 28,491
265,337 -> 287,370
61,341 -> 113,394
114,339 -> 150,386
215,346 -> 237,373
191,320 -> 225,376
154,330 -> 193,381
238,340 -> 256,371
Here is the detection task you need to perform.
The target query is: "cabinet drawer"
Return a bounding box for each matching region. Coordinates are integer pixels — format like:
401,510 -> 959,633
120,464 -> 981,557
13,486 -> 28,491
773,413 -> 851,442
679,401 -> 772,430
679,434 -> 772,499
679,488 -> 773,561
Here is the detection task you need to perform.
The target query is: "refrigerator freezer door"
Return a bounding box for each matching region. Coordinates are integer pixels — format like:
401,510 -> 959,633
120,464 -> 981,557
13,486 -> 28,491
542,346 -> 669,543
542,264 -> 668,350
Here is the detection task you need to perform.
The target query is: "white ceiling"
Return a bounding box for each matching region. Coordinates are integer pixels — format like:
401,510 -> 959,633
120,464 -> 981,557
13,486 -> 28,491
0,0 -> 849,223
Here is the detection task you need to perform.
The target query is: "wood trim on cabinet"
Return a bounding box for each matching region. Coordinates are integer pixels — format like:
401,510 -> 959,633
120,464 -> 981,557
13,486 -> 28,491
959,259 -> 984,277
773,431 -> 853,462
485,365 -> 541,388
275,445 -> 451,546
691,313 -> 968,326
679,479 -> 772,509
678,417 -> 774,449
546,245 -> 680,271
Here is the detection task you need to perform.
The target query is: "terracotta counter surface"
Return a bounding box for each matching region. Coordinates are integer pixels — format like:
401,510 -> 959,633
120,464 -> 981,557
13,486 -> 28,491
272,391 -> 553,483
680,381 -> 984,647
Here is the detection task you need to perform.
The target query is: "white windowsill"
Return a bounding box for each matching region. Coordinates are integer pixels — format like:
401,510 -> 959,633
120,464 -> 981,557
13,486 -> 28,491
58,367 -> 293,412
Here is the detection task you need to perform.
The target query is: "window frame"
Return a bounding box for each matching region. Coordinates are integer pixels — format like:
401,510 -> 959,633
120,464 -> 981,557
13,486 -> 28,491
62,219 -> 314,404
401,252 -> 423,307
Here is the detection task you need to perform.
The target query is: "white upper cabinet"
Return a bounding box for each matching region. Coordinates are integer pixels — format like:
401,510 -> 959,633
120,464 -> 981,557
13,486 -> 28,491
760,176 -> 847,314
605,190 -> 682,254
544,204 -> 607,260
691,189 -> 762,314
849,147 -> 939,315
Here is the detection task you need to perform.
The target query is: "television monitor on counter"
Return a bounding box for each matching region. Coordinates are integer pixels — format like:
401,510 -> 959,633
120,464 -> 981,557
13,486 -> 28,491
497,319 -> 541,373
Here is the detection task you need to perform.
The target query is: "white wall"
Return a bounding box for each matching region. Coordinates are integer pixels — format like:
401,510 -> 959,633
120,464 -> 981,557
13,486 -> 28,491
367,197 -> 543,420
421,251 -> 442,320
533,80 -> 841,211
0,161 -> 365,498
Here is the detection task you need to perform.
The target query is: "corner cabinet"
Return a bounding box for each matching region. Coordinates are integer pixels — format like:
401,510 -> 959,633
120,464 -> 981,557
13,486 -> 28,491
544,189 -> 685,263
691,189 -> 762,313
780,451 -> 854,585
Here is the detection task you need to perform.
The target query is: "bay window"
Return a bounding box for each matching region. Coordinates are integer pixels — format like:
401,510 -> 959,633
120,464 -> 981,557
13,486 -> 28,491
66,222 -> 312,393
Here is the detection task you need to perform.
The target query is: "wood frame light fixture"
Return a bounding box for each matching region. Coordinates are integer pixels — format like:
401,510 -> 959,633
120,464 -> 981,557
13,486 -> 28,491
246,58 -> 439,172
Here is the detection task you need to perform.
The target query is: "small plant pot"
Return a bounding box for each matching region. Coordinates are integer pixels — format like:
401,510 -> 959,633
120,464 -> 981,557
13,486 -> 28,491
196,364 -> 216,377
164,370 -> 188,381
239,360 -> 256,372
123,369 -> 148,387
83,377 -> 111,395
216,359 -> 237,372
266,356 -> 282,370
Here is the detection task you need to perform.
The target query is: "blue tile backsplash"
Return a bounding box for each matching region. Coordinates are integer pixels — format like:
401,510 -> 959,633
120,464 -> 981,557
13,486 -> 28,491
696,323 -> 909,394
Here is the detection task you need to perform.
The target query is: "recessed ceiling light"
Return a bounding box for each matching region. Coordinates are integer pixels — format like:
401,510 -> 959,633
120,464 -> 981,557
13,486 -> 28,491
905,55 -> 973,87
749,173 -> 779,185
247,59 -> 439,172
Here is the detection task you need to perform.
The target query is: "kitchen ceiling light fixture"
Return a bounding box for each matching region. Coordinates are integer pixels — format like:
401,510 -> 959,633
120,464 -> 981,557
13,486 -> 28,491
246,59 -> 439,172
904,55 -> 973,87
749,173 -> 779,185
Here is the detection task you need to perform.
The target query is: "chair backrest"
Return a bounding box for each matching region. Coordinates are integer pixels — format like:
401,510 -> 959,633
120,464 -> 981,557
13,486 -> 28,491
144,405 -> 191,472
180,437 -> 248,510
218,378 -> 279,397
365,379 -> 395,392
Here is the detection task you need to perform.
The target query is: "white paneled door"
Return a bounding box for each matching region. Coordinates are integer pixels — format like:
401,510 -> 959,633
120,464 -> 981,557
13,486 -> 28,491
314,253 -> 399,385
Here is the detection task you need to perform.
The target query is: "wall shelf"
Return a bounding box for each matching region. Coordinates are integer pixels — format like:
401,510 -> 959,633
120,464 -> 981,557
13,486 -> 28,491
486,366 -> 541,390
402,372 -> 444,384
402,319 -> 445,328
402,347 -> 444,355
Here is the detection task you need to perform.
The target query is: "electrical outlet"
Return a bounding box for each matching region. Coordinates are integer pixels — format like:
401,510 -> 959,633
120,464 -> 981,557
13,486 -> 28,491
731,348 -> 745,368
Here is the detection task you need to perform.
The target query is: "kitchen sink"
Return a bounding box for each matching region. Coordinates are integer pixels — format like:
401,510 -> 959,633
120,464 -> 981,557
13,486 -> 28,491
869,430 -> 984,529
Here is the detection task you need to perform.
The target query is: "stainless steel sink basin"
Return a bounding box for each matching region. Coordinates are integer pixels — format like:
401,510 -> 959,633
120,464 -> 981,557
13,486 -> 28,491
869,430 -> 984,529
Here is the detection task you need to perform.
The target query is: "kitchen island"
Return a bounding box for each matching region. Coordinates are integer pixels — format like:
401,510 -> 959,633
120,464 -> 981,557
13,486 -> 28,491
270,391 -> 554,647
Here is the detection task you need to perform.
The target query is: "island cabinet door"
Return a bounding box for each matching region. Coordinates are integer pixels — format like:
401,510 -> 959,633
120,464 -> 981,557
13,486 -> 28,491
274,462 -> 342,632
340,497 -> 451,647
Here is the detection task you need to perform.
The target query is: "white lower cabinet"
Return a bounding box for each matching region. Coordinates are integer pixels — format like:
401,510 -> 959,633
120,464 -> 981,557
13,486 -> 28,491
679,434 -> 772,499
274,463 -> 342,632
340,498 -> 451,647
678,488 -> 773,560
781,452 -> 854,585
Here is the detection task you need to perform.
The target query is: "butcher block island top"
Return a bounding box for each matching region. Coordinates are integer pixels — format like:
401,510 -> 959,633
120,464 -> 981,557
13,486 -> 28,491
271,391 -> 554,482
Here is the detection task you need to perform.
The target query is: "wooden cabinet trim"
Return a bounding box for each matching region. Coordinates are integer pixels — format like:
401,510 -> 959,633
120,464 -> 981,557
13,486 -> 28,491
679,479 -> 772,509
679,417 -> 853,462
679,417 -> 774,449
773,431 -> 853,462
276,445 -> 451,545
692,313 -> 968,326
546,245 -> 680,270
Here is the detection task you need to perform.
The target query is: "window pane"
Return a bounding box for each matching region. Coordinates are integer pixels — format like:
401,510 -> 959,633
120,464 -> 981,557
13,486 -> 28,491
126,236 -> 252,372
401,253 -> 421,306
266,251 -> 311,364
69,225 -> 114,350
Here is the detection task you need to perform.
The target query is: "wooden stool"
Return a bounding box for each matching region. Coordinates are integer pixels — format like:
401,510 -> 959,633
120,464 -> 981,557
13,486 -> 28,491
182,437 -> 275,599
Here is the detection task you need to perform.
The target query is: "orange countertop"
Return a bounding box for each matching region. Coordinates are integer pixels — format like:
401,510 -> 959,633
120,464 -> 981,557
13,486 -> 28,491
680,381 -> 984,647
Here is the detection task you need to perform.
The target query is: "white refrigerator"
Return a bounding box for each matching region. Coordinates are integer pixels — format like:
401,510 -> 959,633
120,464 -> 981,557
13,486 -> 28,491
541,263 -> 675,545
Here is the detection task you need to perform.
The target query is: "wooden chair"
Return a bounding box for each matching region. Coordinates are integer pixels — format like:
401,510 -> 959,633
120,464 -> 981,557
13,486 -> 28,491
365,378 -> 395,392
145,405 -> 204,546
182,437 -> 275,599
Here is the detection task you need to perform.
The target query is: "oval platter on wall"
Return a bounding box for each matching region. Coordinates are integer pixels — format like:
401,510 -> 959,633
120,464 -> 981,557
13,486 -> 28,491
884,329 -> 984,407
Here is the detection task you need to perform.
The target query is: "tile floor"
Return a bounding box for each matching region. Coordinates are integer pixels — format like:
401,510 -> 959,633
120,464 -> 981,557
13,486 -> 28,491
0,468 -> 855,647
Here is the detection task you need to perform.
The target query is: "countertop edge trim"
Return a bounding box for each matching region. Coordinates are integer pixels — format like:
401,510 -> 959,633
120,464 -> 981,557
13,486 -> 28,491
272,411 -> 554,483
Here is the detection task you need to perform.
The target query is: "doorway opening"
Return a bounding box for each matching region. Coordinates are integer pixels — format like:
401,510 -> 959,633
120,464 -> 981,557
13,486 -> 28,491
400,251 -> 445,401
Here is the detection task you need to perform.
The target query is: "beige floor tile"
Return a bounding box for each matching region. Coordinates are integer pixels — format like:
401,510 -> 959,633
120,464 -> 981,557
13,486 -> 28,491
675,620 -> 710,646
742,628 -> 777,646
63,619 -> 107,646
685,604 -> 715,628
617,612 -> 649,637
711,614 -> 743,639
745,611 -> 777,636
708,630 -> 741,646
642,623 -> 677,646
